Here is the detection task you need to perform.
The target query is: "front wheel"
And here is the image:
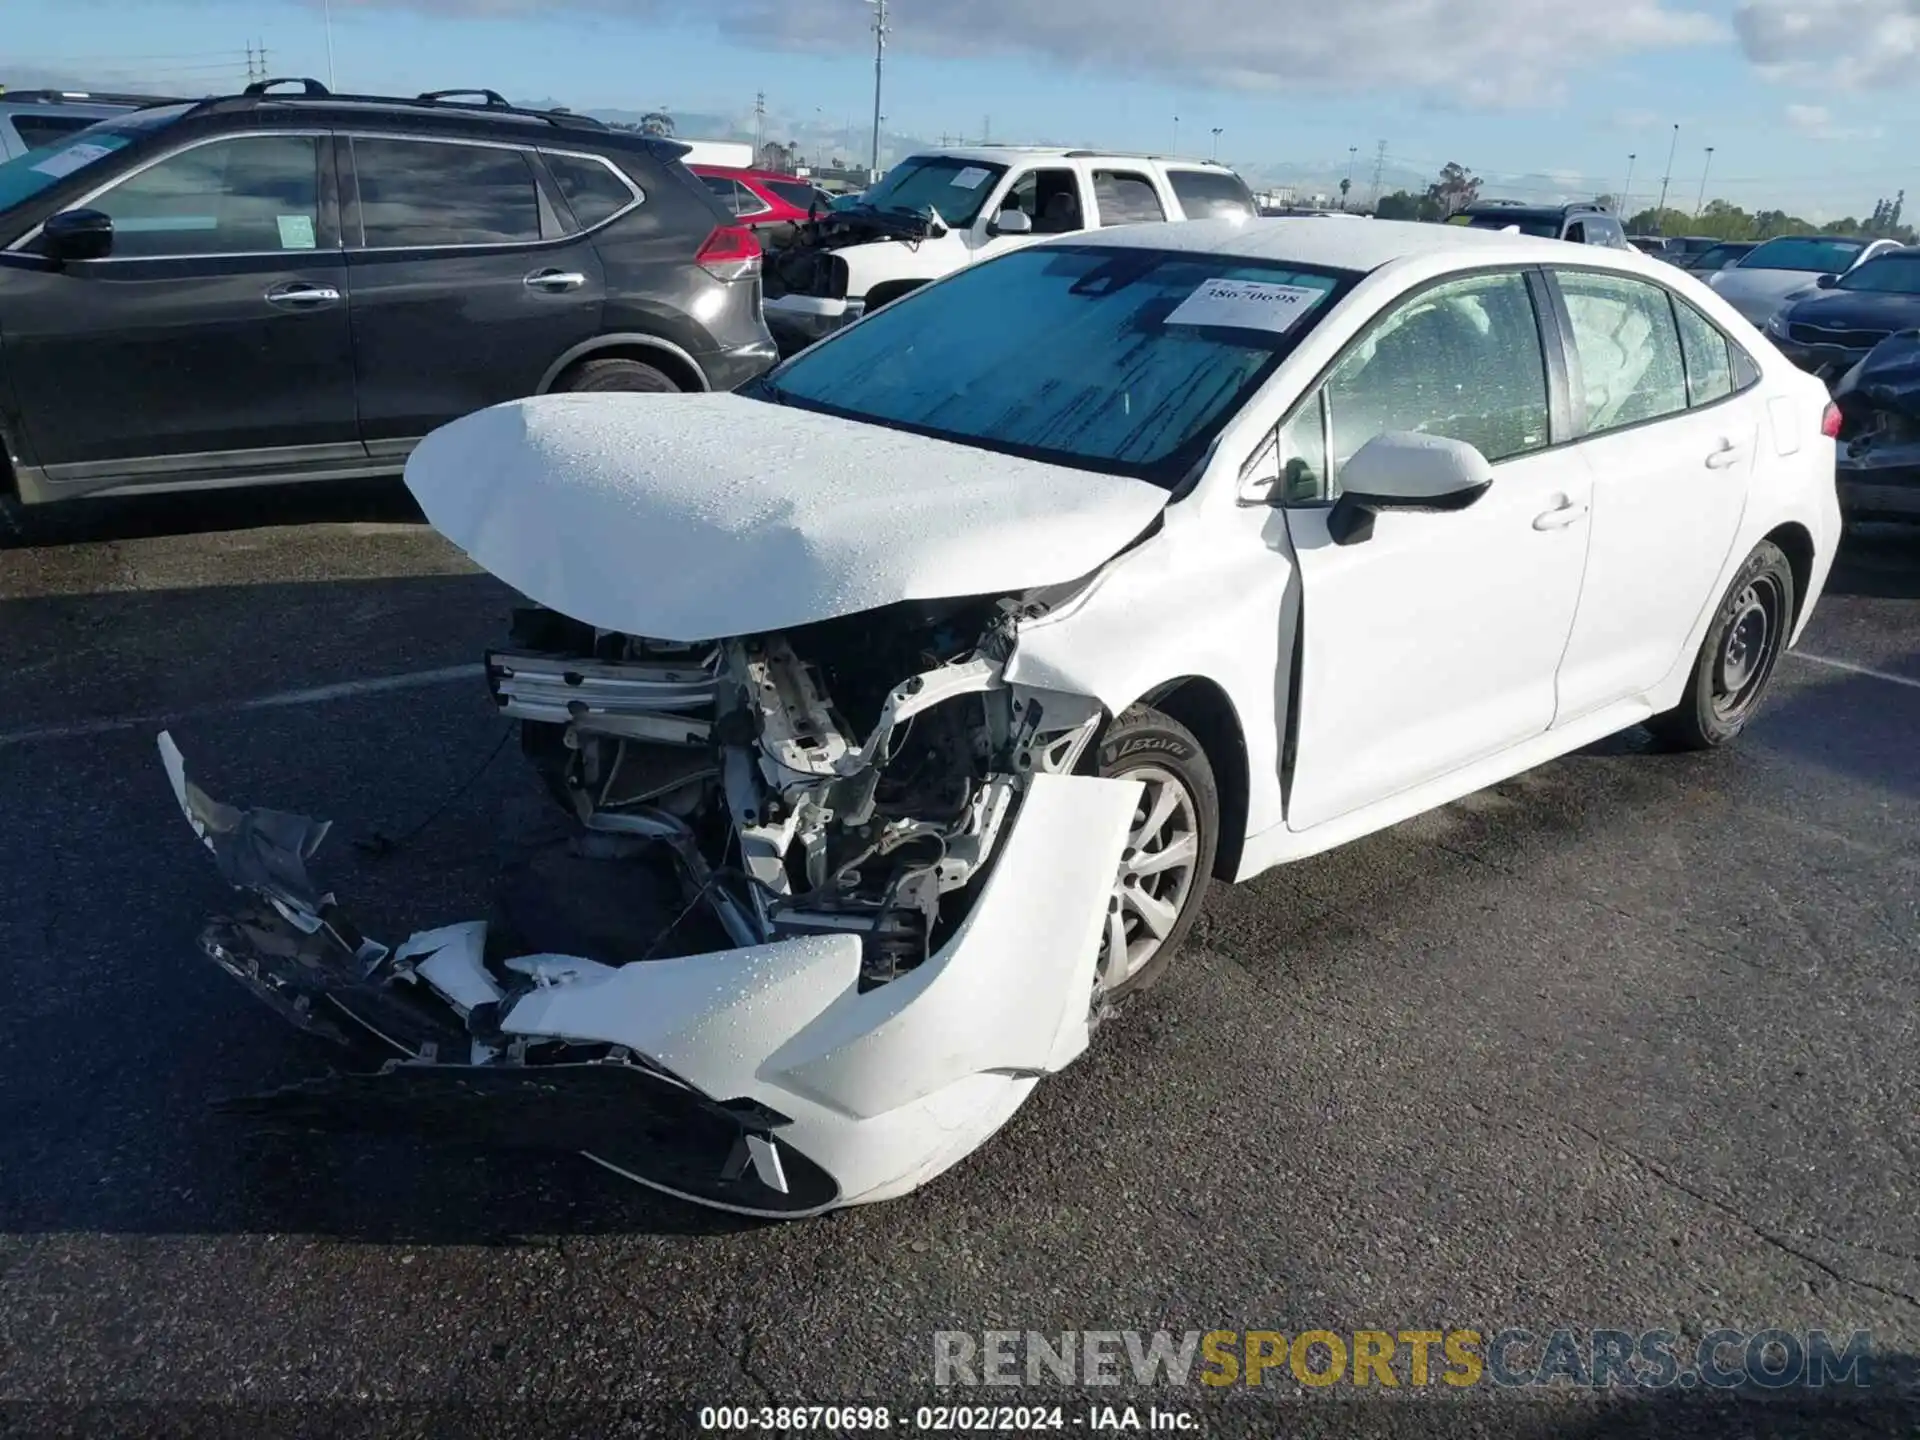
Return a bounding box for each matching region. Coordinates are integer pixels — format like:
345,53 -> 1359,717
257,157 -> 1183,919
556,356 -> 680,394
1092,706 -> 1219,1006
1647,540 -> 1795,750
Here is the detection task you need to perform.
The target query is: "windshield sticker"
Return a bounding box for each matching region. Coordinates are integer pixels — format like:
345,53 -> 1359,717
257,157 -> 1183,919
30,141 -> 116,179
1165,278 -> 1328,334
949,166 -> 991,190
277,214 -> 317,250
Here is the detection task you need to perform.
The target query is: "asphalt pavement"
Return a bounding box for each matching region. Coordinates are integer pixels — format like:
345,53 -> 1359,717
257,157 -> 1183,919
1,487 -> 1916,1438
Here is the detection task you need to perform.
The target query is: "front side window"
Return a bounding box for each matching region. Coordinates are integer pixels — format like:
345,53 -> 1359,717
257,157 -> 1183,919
766,178 -> 826,211
997,168 -> 1081,233
543,151 -> 636,228
1559,271 -> 1689,434
762,245 -> 1354,485
0,105 -> 187,214
1311,270 -> 1549,498
1166,169 -> 1256,221
1093,171 -> 1166,227
353,137 -> 540,247
1673,298 -> 1735,408
89,133 -> 320,258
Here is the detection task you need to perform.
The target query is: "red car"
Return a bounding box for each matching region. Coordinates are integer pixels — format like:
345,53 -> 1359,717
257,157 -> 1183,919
690,166 -> 836,229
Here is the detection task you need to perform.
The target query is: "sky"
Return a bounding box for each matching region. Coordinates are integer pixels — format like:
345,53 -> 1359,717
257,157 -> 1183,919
5,0 -> 1917,221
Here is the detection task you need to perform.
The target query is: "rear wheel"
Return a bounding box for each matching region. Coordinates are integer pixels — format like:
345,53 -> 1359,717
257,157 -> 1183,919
1647,540 -> 1795,750
556,356 -> 681,394
1092,707 -> 1219,1006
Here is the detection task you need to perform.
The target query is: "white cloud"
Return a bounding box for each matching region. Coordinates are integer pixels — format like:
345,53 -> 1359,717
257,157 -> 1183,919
328,0 -> 1726,107
1784,100 -> 1884,139
1735,0 -> 1920,88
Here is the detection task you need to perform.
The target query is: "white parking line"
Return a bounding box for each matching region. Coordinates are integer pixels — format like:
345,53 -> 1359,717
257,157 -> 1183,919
0,663 -> 485,749
1791,651 -> 1920,692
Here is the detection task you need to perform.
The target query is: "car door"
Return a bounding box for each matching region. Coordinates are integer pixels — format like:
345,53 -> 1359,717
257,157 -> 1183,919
1547,269 -> 1758,723
1274,268 -> 1592,831
973,165 -> 1082,262
1,129 -> 357,483
341,132 -> 607,457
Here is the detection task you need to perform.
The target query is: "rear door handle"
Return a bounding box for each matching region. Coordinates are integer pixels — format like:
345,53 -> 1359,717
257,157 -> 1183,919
1704,438 -> 1745,469
264,281 -> 341,309
1532,497 -> 1590,531
524,269 -> 586,292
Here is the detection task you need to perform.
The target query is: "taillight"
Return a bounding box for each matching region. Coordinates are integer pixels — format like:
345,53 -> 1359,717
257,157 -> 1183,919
1821,400 -> 1842,439
696,224 -> 761,282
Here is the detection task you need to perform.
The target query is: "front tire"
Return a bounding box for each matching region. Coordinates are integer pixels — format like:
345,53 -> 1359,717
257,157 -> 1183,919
1092,706 -> 1219,1004
1647,540 -> 1795,751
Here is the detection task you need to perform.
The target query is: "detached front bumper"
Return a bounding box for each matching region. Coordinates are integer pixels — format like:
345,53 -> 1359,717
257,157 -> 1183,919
160,733 -> 1138,1216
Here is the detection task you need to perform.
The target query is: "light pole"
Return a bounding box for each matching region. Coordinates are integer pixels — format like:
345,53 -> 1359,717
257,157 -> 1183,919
323,0 -> 336,89
1654,122 -> 1680,231
1620,152 -> 1636,222
1695,146 -> 1715,217
1171,115 -> 1179,155
1210,126 -> 1222,161
865,0 -> 889,182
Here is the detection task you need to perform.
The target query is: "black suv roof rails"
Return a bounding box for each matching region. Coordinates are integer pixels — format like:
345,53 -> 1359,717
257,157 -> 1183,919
186,80 -> 607,132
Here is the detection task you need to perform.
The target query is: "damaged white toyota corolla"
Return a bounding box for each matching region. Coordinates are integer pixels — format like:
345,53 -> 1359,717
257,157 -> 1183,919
164,219 -> 1841,1216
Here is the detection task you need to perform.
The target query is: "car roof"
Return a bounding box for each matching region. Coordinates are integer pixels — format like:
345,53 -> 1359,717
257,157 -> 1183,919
1062,215 -> 1618,273
900,145 -> 1236,172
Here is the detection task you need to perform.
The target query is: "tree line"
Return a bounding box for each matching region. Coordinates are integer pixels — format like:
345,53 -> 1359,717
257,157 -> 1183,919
1370,163 -> 1914,245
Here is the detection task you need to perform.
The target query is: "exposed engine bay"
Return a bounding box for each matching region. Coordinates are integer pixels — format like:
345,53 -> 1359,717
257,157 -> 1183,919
764,204 -> 943,301
495,593 -> 1104,988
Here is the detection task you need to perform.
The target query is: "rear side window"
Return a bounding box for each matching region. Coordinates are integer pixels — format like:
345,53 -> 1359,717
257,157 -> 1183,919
89,134 -> 320,258
543,151 -> 636,228
1673,299 -> 1735,407
1166,169 -> 1255,221
10,112 -> 99,149
1092,170 -> 1166,226
1559,271 -> 1689,433
354,138 -> 541,247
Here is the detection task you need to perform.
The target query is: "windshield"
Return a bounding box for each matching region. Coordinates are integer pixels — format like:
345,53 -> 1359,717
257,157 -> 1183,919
1740,237 -> 1865,273
1691,244 -> 1750,271
1460,214 -> 1559,239
1837,255 -> 1920,294
0,105 -> 187,213
858,155 -> 1008,227
759,244 -> 1356,486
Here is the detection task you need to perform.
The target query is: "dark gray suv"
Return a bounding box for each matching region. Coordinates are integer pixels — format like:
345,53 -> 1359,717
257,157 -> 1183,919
0,80 -> 776,510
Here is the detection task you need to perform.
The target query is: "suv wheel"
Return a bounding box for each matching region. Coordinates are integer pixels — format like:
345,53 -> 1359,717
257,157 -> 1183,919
557,356 -> 680,394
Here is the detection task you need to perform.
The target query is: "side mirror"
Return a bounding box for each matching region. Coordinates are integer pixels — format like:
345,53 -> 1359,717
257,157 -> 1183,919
989,209 -> 1033,237
1815,272 -> 1839,289
1326,432 -> 1494,546
42,208 -> 113,262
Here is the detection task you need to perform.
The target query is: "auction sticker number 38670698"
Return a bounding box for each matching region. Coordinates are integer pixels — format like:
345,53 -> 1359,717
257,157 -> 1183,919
1164,278 -> 1327,334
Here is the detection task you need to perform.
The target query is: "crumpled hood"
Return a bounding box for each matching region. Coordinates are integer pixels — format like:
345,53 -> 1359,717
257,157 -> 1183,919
404,393 -> 1169,642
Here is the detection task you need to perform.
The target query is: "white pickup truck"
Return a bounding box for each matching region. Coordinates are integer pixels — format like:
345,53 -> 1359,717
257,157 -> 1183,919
762,146 -> 1258,352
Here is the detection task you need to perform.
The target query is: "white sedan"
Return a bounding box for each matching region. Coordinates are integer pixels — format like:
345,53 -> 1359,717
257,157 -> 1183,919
164,218 -> 1840,1217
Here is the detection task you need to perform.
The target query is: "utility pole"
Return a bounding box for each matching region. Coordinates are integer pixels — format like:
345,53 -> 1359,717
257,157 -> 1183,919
753,90 -> 766,165
1171,115 -> 1180,155
865,0 -> 888,181
323,0 -> 336,89
1695,146 -> 1715,217
1620,152 -> 1636,221
1210,126 -> 1223,161
1654,122 -> 1680,232
245,42 -> 256,84
1368,140 -> 1388,207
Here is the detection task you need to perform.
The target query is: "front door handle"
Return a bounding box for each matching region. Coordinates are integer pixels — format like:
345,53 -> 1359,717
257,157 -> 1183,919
1704,438 -> 1745,469
264,281 -> 341,309
524,269 -> 586,293
1532,497 -> 1590,531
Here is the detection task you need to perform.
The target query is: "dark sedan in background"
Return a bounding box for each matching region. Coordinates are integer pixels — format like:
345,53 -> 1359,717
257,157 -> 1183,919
1765,246 -> 1920,383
